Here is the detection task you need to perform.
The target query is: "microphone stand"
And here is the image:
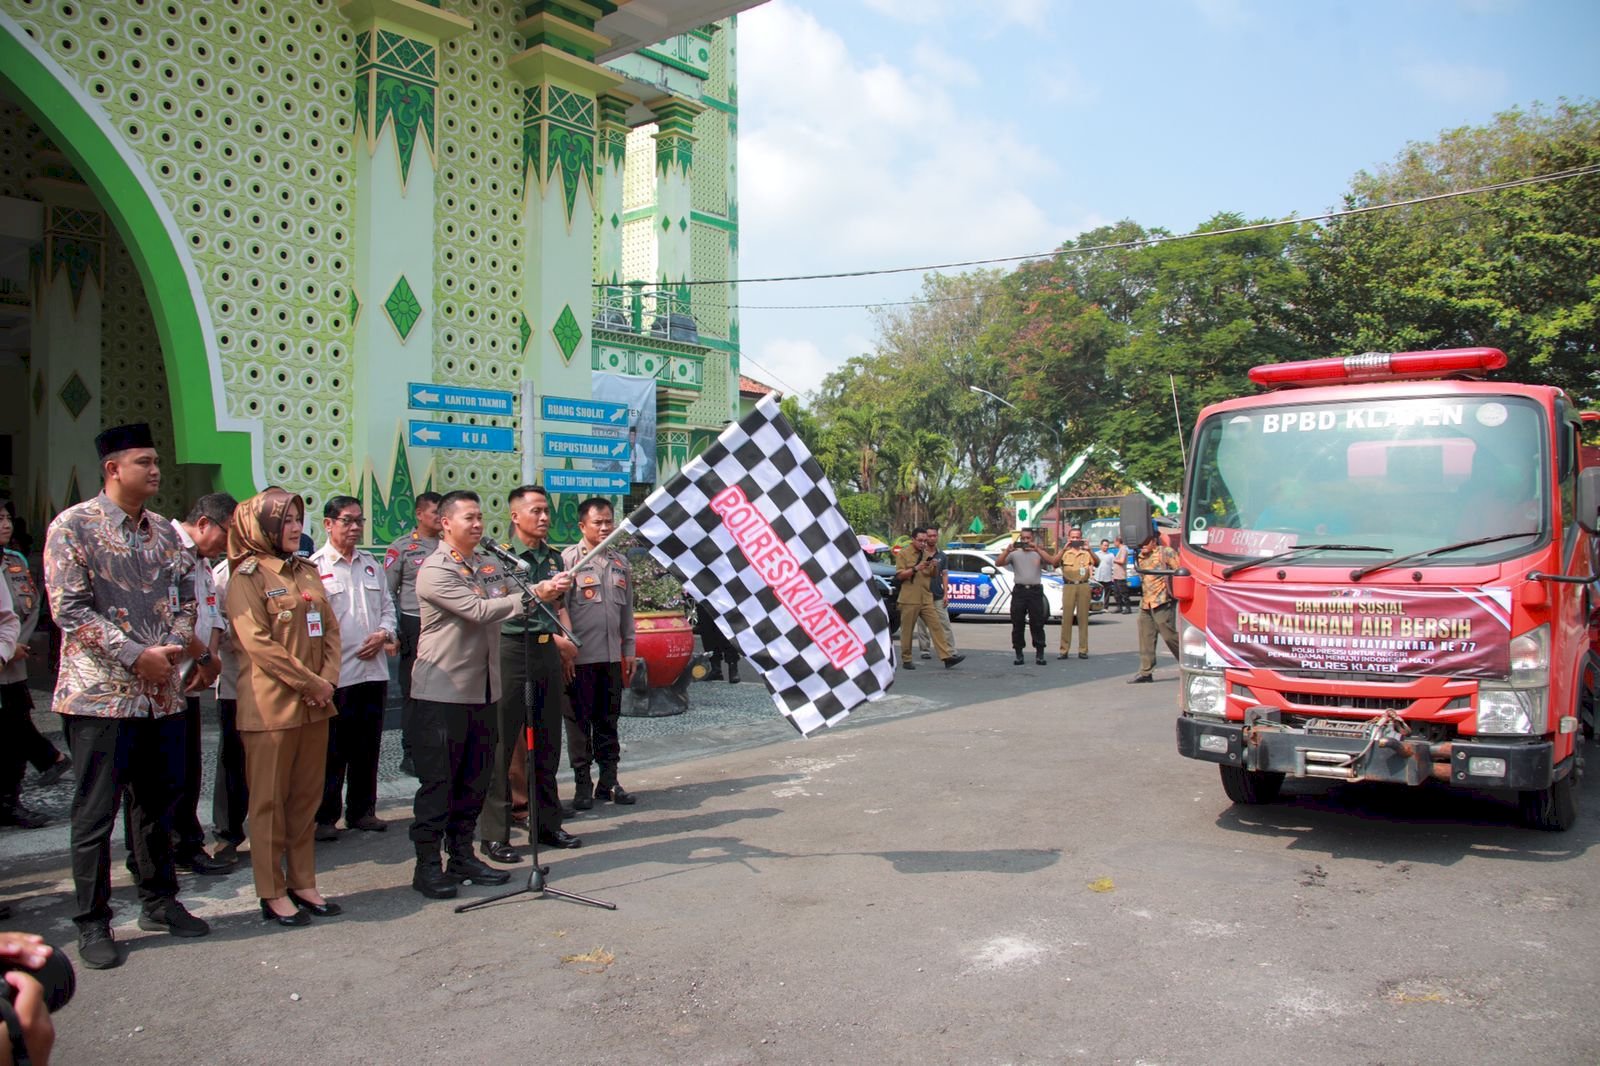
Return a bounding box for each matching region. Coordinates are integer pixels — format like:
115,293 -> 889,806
456,544 -> 615,913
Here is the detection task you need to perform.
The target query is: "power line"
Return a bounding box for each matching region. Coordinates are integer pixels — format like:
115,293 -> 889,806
680,194 -> 1544,313
632,163 -> 1600,290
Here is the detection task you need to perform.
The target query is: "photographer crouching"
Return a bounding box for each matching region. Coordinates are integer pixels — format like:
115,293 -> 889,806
1,932 -> 73,1066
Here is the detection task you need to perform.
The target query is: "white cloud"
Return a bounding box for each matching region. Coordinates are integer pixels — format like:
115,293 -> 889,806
911,40 -> 979,87
739,3 -> 1065,270
1402,59 -> 1510,104
863,0 -> 1052,30
1190,0 -> 1250,25
744,337 -> 839,396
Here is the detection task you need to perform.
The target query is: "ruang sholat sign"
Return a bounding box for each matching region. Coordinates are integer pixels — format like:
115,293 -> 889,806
708,484 -> 865,669
1204,585 -> 1512,679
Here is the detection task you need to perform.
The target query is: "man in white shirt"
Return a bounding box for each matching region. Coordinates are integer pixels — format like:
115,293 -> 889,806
311,495 -> 397,838
169,494 -> 236,874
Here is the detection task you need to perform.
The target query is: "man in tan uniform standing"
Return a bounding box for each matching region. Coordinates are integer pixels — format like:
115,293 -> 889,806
408,491 -> 526,898
893,529 -> 963,671
1056,525 -> 1097,660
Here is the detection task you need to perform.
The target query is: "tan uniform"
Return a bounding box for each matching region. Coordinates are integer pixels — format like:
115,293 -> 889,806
893,543 -> 952,662
1057,546 -> 1098,656
226,552 -> 342,899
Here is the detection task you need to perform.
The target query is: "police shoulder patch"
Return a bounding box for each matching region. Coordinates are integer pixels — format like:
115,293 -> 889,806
238,558 -> 259,575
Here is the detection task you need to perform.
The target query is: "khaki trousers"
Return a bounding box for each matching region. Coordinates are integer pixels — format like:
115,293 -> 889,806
914,605 -> 957,656
1058,583 -> 1093,654
242,718 -> 329,899
900,600 -> 952,661
1137,602 -> 1181,675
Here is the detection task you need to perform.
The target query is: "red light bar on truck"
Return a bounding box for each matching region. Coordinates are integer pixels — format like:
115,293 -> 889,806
1248,348 -> 1507,389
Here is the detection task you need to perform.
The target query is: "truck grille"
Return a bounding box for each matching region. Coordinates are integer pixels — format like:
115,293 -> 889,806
1283,691 -> 1412,713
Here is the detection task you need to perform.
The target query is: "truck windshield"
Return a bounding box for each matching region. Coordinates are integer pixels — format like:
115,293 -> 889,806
1186,394 -> 1547,565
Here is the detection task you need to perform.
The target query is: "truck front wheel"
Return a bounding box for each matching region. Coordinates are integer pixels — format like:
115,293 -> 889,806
1220,765 -> 1285,805
1518,777 -> 1577,832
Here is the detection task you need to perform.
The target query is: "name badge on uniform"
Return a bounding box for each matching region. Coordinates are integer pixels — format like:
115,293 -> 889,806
307,611 -> 324,638
168,584 -> 180,613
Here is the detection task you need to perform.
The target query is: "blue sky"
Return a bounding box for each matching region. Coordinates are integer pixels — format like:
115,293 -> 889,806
733,0 -> 1600,396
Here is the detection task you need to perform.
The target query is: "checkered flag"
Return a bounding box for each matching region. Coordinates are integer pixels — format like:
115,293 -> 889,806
624,394 -> 895,735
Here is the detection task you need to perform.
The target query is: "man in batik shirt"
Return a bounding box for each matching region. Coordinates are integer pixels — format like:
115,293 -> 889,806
45,423 -> 210,970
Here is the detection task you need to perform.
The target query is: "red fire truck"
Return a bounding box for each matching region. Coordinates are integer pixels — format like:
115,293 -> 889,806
1132,348 -> 1600,830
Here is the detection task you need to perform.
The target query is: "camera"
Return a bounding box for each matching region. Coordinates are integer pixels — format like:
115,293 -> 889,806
0,948 -> 75,1014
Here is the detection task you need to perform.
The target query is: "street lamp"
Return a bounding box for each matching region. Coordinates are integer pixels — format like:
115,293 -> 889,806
969,385 -> 1064,543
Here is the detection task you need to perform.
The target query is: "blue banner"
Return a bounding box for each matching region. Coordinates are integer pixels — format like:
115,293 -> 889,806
408,420 -> 516,452
542,432 -> 631,463
407,382 -> 516,416
540,394 -> 630,426
544,470 -> 631,494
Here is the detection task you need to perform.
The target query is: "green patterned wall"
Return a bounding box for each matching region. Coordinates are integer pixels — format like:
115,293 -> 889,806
7,0 -> 357,516
429,0 -> 524,536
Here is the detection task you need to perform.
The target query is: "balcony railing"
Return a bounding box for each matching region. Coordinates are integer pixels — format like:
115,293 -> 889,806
594,283 -> 700,345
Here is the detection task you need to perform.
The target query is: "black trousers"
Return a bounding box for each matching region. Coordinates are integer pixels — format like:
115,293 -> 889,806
696,609 -> 734,665
1,680 -> 58,807
212,698 -> 248,846
1112,579 -> 1132,611
64,713 -> 184,931
479,636 -> 562,841
397,613 -> 420,755
1010,585 -> 1047,652
173,697 -> 206,856
405,698 -> 493,851
317,680 -> 386,826
565,662 -> 622,776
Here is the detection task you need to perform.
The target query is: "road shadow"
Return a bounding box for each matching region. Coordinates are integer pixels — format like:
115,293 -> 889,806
1213,768 -> 1600,866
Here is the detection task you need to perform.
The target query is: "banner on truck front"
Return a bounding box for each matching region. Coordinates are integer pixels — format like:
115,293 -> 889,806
1204,585 -> 1512,679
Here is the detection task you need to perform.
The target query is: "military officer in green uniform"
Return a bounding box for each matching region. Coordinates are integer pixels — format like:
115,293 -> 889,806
478,486 -> 579,860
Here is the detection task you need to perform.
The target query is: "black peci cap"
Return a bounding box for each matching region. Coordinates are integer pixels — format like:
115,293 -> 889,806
94,423 -> 155,458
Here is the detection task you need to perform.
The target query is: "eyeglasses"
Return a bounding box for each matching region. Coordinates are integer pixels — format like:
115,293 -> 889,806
334,515 -> 366,527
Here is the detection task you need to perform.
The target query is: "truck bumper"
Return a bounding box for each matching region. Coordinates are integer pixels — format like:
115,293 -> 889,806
1176,716 -> 1555,790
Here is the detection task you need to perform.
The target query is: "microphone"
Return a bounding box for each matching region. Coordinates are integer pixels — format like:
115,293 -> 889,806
479,536 -> 531,571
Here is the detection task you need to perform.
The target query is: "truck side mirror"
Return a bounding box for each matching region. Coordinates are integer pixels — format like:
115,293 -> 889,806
1577,468 -> 1600,535
1119,493 -> 1153,547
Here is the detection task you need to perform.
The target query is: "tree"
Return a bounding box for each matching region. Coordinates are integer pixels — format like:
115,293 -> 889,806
1296,100 -> 1599,402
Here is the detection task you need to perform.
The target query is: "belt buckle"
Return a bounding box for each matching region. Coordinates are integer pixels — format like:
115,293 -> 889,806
538,634 -> 551,644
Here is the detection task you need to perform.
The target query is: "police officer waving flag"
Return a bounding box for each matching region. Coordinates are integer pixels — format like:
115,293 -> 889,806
617,394 -> 895,736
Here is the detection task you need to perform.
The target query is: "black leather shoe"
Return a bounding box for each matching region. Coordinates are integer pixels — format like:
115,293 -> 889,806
314,822 -> 339,842
1014,652 -> 1024,666
447,853 -> 511,886
573,779 -> 594,811
0,804 -> 50,829
287,890 -> 342,917
260,898 -> 312,927
903,661 -> 916,670
481,839 -> 520,864
537,829 -> 583,849
1035,652 -> 1046,665
595,784 -> 636,805
942,655 -> 965,669
412,861 -> 458,899
1079,652 -> 1089,659
1128,673 -> 1154,684
1057,652 -> 1070,660
176,849 -> 235,874
138,899 -> 210,937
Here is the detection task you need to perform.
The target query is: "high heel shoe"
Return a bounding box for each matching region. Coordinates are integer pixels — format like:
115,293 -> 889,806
286,889 -> 342,917
260,898 -> 311,927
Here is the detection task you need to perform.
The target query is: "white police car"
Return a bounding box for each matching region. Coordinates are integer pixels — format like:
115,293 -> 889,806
942,548 -> 1095,622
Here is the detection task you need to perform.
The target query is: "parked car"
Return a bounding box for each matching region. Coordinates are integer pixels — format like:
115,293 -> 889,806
944,547 -> 1099,622
865,550 -> 902,636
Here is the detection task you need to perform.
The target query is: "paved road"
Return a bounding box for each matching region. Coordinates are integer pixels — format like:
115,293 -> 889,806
3,613 -> 1596,1064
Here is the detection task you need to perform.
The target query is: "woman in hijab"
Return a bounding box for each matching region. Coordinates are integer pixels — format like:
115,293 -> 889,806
225,488 -> 343,926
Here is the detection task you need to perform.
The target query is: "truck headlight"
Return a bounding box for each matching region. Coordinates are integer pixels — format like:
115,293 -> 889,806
1180,620 -> 1209,669
1184,673 -> 1226,718
1509,624 -> 1549,686
1476,687 -> 1543,735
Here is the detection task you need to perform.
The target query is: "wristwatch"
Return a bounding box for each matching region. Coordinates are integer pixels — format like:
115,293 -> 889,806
196,651 -> 214,667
